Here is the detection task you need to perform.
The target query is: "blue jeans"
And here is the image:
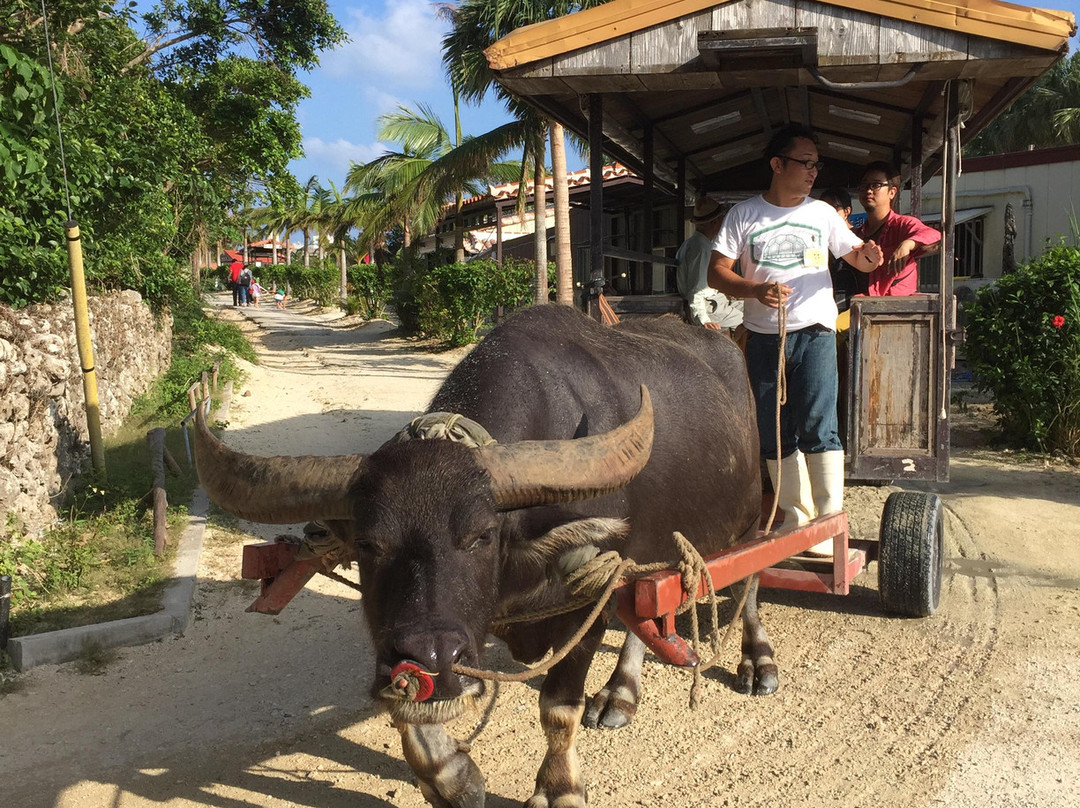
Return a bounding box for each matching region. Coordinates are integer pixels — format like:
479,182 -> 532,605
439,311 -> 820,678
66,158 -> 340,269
237,285 -> 249,305
745,328 -> 842,460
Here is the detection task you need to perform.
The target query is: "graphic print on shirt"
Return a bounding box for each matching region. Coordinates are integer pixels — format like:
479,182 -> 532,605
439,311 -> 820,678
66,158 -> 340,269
749,222 -> 825,271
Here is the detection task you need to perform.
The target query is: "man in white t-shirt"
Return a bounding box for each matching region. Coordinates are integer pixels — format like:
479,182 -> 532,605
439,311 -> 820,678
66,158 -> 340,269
707,124 -> 882,554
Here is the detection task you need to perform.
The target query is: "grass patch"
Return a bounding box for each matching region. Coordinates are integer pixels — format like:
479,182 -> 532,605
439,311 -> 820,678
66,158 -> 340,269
0,295 -> 255,637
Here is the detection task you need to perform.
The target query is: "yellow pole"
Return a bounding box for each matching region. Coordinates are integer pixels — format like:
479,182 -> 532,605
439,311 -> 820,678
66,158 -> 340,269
65,220 -> 106,478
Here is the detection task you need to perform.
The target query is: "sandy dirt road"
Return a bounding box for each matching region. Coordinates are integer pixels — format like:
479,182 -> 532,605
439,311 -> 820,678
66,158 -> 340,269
1,294 -> 1078,808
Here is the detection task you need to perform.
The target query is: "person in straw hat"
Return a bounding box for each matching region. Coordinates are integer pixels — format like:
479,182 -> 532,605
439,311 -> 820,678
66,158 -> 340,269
675,196 -> 744,334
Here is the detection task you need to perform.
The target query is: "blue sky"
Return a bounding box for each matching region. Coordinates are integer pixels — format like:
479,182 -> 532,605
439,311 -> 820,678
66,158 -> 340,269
288,0 -> 518,190
279,0 -> 1080,191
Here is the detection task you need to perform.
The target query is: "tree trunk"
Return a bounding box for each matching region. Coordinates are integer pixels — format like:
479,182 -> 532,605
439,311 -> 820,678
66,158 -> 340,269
532,155 -> 548,304
339,240 -> 348,304
455,192 -> 466,263
303,228 -> 310,268
550,123 -> 573,306
403,219 -> 411,249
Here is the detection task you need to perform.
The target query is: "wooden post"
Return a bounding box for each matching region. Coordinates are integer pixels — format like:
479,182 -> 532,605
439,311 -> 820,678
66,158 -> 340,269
201,370 -> 209,401
588,93 -> 605,312
910,117 -> 923,217
0,574 -> 11,651
146,428 -> 169,556
187,384 -> 199,415
211,360 -> 220,392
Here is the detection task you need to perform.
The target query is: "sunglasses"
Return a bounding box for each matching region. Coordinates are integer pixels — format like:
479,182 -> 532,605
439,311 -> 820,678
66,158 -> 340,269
777,155 -> 825,171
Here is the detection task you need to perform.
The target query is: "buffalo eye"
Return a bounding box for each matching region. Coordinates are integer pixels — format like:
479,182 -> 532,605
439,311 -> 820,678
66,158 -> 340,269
464,528 -> 497,552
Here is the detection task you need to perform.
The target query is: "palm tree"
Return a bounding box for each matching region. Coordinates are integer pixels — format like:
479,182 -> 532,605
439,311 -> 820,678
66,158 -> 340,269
968,51 -> 1080,154
443,0 -> 609,305
346,103 -> 524,256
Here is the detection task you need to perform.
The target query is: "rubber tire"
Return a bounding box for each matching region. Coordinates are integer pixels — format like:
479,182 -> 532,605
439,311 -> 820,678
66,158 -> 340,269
878,491 -> 944,617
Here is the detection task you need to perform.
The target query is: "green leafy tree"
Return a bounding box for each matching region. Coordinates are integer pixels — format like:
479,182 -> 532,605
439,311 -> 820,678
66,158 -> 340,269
967,51 -> 1080,155
0,0 -> 345,308
964,244 -> 1080,454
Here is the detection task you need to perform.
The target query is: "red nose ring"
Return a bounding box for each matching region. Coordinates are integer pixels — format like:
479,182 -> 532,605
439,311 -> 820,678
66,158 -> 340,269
390,661 -> 436,702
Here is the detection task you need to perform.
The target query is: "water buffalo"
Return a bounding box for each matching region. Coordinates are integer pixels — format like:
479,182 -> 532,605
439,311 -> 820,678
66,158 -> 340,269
195,304 -> 774,808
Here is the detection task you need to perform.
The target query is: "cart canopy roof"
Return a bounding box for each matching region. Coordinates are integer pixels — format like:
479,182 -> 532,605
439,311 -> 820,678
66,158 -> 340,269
486,0 -> 1076,192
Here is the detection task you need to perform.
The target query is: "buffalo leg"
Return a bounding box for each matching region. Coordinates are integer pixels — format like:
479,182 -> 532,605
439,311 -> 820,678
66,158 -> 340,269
734,575 -> 779,695
525,615 -> 606,808
582,632 -> 645,729
397,720 -> 486,808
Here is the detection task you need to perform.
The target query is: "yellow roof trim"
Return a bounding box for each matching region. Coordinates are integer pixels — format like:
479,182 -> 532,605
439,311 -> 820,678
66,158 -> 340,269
485,0 -> 1075,70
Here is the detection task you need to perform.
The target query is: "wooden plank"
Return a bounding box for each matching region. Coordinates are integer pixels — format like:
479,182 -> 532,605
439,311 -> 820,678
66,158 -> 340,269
796,0 -> 879,66
711,0 -> 796,32
555,37 -> 631,75
630,12 -> 710,72
877,16 -> 969,64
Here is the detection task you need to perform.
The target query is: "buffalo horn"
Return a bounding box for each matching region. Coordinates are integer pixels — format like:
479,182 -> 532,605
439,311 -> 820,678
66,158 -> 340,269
194,400 -> 363,524
475,385 -> 654,511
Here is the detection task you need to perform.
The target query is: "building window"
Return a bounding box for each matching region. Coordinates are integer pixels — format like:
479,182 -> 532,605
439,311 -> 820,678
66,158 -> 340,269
954,217 -> 984,279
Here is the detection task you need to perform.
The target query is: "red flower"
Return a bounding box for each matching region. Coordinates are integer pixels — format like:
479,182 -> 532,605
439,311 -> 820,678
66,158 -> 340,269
1052,315 -> 1065,329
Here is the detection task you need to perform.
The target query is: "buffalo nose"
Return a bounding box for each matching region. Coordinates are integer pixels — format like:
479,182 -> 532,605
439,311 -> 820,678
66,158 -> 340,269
391,629 -> 471,696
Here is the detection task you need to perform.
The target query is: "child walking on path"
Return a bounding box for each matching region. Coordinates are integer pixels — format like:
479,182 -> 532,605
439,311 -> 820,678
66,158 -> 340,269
250,279 -> 266,307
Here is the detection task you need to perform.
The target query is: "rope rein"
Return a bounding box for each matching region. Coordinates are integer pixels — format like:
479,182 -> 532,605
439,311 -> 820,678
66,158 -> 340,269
761,282 -> 789,536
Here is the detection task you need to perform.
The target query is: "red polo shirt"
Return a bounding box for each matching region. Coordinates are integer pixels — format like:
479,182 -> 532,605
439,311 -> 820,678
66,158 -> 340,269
229,261 -> 243,283
855,210 -> 941,297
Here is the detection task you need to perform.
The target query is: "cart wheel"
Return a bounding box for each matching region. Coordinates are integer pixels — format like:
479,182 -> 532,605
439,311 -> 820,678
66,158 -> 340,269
878,491 -> 944,617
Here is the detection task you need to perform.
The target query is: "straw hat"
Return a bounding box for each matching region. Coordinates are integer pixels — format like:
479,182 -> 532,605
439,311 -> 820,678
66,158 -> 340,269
691,197 -> 725,224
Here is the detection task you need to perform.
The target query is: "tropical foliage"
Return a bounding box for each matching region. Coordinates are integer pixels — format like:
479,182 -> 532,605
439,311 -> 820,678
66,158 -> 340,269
0,0 -> 345,309
964,244 -> 1080,455
415,257 -> 545,346
967,51 -> 1080,155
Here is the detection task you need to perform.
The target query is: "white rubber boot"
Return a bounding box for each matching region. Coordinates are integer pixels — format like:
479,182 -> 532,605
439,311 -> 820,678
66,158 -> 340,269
805,450 -> 845,556
765,451 -> 816,529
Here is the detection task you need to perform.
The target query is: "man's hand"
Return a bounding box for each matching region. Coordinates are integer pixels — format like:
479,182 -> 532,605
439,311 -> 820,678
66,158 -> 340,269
754,282 -> 792,309
703,322 -> 725,331
859,240 -> 884,269
884,239 -> 917,276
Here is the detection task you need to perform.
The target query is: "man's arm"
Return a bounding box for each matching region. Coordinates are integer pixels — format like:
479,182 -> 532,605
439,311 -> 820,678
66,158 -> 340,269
708,251 -> 792,309
840,240 -> 885,273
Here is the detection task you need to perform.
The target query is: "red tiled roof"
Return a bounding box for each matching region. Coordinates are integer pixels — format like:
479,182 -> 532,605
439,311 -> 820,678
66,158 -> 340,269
459,162 -> 636,208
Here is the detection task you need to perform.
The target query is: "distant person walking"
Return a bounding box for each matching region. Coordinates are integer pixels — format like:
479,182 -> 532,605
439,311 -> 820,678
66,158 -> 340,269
237,264 -> 253,306
229,259 -> 243,306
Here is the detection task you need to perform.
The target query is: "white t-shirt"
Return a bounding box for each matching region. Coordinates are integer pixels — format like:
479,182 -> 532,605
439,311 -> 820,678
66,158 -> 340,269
714,195 -> 862,333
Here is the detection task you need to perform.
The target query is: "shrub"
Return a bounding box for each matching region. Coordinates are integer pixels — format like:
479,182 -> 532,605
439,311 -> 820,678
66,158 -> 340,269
414,258 -> 535,346
347,261 -> 392,319
964,244 -> 1080,454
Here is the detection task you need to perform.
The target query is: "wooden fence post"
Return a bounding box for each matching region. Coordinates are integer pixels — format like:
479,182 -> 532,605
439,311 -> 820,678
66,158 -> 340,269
146,428 -> 169,556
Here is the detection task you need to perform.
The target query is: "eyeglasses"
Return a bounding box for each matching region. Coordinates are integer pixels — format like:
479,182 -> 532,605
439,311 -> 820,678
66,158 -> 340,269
859,181 -> 892,192
776,155 -> 825,171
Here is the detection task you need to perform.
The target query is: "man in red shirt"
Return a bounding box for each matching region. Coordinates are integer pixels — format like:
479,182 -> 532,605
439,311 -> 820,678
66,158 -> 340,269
854,162 -> 941,296
229,259 -> 243,306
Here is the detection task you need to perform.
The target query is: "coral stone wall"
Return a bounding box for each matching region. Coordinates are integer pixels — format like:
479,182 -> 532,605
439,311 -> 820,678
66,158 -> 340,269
0,291 -> 172,531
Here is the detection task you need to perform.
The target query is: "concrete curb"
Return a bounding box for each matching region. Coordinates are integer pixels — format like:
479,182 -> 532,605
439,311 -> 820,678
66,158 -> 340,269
7,489 -> 209,672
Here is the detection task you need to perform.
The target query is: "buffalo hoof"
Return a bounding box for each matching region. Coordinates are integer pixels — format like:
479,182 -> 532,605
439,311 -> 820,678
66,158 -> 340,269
582,688 -> 637,729
524,784 -> 587,808
418,772 -> 486,808
735,659 -> 779,696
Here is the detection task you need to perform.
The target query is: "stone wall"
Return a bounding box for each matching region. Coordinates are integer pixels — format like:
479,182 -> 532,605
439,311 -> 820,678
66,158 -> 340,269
0,291 -> 173,532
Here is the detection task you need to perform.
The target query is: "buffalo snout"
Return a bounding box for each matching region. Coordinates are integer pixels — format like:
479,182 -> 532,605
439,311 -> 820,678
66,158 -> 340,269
376,623 -> 481,701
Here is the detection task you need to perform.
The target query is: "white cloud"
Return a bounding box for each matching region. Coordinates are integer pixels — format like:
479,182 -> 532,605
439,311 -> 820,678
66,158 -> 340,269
323,0 -> 449,90
302,137 -> 388,177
